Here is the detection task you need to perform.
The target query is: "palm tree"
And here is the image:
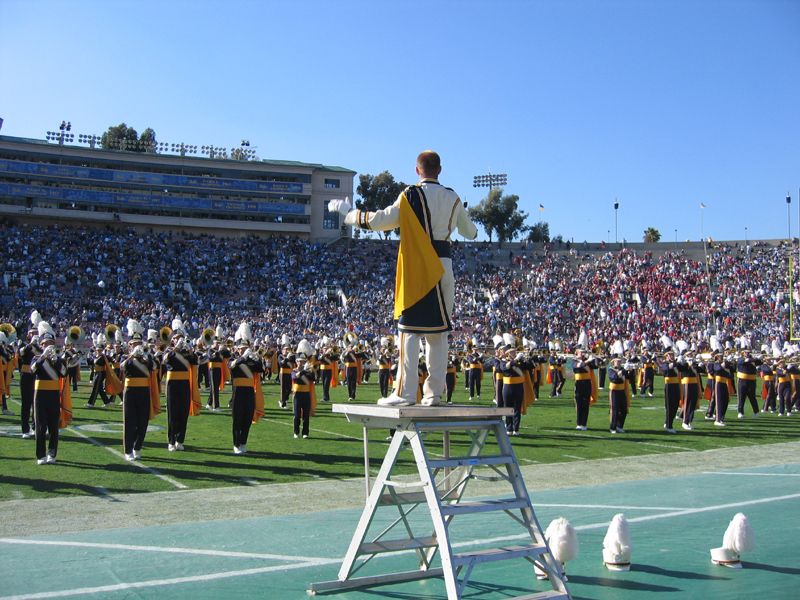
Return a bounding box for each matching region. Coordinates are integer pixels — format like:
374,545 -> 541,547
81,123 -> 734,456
643,227 -> 661,243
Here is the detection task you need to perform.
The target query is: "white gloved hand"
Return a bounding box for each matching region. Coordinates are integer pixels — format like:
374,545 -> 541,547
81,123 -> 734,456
43,345 -> 56,358
328,197 -> 352,216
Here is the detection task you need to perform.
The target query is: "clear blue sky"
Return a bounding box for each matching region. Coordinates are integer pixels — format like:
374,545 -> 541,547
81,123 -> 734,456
2,0 -> 799,244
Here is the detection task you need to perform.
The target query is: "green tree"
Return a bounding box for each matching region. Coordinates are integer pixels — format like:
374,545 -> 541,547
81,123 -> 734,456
468,188 -> 530,243
101,123 -> 157,152
355,171 -> 407,239
643,227 -> 661,243
526,221 -> 550,243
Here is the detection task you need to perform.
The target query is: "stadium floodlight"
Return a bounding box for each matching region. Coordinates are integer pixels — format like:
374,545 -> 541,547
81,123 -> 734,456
473,170 -> 507,189
46,121 -> 74,145
201,145 -> 226,158
77,133 -> 101,148
170,143 -> 196,156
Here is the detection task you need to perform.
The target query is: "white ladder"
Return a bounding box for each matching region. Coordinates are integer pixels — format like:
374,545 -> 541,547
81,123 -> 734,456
309,405 -> 571,600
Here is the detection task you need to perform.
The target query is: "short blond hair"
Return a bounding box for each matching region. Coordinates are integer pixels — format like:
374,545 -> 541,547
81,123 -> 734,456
417,150 -> 441,177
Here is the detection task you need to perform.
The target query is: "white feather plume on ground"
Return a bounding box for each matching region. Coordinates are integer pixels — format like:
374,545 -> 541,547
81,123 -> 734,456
722,513 -> 756,554
603,513 -> 633,557
544,517 -> 579,563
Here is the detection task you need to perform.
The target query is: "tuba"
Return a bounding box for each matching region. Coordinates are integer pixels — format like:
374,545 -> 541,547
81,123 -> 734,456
202,327 -> 216,345
68,325 -> 86,345
104,324 -> 119,345
0,323 -> 16,344
159,326 -> 173,345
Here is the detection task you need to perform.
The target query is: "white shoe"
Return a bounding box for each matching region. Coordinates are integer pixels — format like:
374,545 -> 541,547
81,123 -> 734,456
648,393 -> 653,397
610,430 -> 617,434
46,454 -> 56,464
598,387 -> 605,390
214,407 -> 223,412
293,434 -> 298,439
125,453 -> 135,461
175,443 -> 185,451
576,426 -> 582,430
302,435 -> 308,439
664,426 -> 676,433
377,395 -> 414,407
84,403 -> 95,408
581,426 -> 588,431
21,433 -> 31,439
421,397 -> 441,407
682,422 -> 694,430
239,445 -> 246,453
133,450 -> 141,460
168,444 -> 176,452
233,446 -> 243,455
753,411 -> 760,418
3,409 -> 15,416
37,457 -> 47,465
468,397 -> 474,402
477,395 -> 481,399
616,428 -> 625,433
512,431 -> 519,436
206,404 -> 213,411
738,413 -> 744,419
714,421 -> 726,427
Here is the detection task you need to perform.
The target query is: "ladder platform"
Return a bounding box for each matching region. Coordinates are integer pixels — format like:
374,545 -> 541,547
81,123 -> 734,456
360,535 -> 439,554
451,543 -> 549,567
440,497 -> 529,516
428,454 -> 515,469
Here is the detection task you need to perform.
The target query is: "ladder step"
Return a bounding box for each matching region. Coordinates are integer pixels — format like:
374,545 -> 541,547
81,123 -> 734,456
440,498 -> 528,516
504,592 -> 569,600
379,490 -> 447,505
428,454 -> 514,469
359,535 -> 438,554
451,543 -> 548,566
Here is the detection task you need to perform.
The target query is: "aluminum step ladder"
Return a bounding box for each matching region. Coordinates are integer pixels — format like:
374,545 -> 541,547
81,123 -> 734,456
309,404 -> 571,600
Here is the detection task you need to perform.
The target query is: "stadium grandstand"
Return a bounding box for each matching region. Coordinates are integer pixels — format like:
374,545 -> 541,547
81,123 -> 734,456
0,131 -> 355,242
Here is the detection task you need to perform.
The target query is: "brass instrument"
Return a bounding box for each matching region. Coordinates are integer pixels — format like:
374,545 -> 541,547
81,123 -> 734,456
159,326 -> 173,345
0,323 -> 16,344
201,327 -> 216,345
68,325 -> 86,345
343,332 -> 358,348
104,324 -> 119,345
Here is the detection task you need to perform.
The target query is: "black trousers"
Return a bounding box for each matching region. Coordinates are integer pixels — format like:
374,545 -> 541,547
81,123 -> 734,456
207,367 -> 222,408
20,372 -> 35,434
87,373 -> 110,406
379,369 -> 392,398
737,379 -> 759,414
231,387 -> 255,447
293,392 -> 311,436
321,368 -> 333,401
34,392 -> 60,460
665,384 -> 680,427
123,387 -> 150,454
166,382 -> 191,445
501,382 -> 523,433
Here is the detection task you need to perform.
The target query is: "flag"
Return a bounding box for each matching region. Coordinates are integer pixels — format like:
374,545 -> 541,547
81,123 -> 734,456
539,204 -> 545,210
701,203 -> 706,209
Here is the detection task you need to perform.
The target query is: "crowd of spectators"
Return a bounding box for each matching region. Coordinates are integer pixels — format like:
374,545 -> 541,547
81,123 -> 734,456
1,218 -> 796,355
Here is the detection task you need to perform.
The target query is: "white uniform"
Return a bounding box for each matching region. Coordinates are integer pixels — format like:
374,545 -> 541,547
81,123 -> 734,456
344,179 -> 477,404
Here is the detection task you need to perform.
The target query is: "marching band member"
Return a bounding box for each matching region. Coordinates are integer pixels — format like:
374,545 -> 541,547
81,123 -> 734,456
31,324 -> 70,464
206,332 -> 229,412
736,350 -> 762,419
341,340 -> 362,402
760,359 -> 777,413
466,342 -> 484,401
495,337 -> 535,436
277,340 -> 295,409
708,353 -> 735,426
377,338 -> 394,399
659,349 -> 681,433
607,357 -> 631,434
317,337 -> 339,402
120,333 -> 159,461
17,327 -> 40,437
330,150 -> 478,407
677,350 -> 703,430
291,348 -> 316,439
445,353 -> 457,404
162,321 -> 200,451
229,323 -> 264,454
572,348 -> 599,431
775,358 -> 793,417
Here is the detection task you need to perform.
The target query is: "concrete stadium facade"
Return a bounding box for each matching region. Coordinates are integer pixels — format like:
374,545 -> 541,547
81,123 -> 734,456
0,134 -> 355,242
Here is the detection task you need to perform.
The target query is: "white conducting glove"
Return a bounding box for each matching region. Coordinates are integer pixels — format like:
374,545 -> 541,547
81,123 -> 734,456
328,197 -> 352,216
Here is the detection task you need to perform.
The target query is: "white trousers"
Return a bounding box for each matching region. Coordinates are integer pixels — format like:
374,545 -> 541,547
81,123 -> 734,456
394,258 -> 454,403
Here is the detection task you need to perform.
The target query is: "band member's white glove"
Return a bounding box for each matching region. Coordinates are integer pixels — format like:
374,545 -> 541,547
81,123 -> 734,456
43,345 -> 56,358
132,345 -> 145,358
328,197 -> 352,216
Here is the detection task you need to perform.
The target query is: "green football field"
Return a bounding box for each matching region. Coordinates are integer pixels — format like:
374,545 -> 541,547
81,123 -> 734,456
2,372 -> 797,500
